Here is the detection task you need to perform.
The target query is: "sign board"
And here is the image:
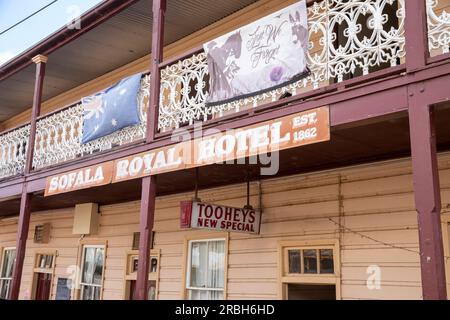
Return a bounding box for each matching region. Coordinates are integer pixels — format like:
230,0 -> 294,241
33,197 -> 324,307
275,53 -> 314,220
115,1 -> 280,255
55,277 -> 72,300
180,201 -> 262,234
45,162 -> 114,196
204,0 -> 309,106
45,106 -> 330,196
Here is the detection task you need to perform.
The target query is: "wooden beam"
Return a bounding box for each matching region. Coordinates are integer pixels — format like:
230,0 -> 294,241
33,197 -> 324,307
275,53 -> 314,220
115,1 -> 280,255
9,55 -> 47,300
25,56 -> 47,174
146,0 -> 166,142
9,187 -> 32,299
405,0 -> 429,71
134,176 -> 157,300
408,83 -> 447,299
134,0 -> 165,300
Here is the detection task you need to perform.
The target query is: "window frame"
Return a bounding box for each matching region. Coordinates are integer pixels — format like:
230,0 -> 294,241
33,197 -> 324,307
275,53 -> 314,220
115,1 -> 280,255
278,239 -> 341,300
122,249 -> 161,300
78,244 -> 106,301
182,233 -> 228,300
442,214 -> 450,300
0,247 -> 16,300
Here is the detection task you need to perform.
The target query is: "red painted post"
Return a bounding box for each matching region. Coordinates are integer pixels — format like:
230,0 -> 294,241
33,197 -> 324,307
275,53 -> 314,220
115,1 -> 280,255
408,86 -> 447,299
134,0 -> 166,300
9,188 -> 32,300
25,55 -> 47,174
404,0 -> 429,71
135,176 -> 157,300
9,55 -> 47,300
146,0 -> 166,142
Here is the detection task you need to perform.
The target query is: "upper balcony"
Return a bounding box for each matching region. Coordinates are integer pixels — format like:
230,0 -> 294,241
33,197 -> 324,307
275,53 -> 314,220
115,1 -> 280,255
0,0 -> 449,181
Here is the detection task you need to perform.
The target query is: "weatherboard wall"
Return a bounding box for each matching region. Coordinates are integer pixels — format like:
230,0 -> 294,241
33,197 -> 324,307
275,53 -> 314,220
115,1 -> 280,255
1,153 -> 450,299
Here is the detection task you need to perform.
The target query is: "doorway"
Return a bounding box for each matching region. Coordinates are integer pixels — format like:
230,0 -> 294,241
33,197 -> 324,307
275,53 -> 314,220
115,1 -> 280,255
287,284 -> 336,300
31,252 -> 55,300
35,273 -> 52,300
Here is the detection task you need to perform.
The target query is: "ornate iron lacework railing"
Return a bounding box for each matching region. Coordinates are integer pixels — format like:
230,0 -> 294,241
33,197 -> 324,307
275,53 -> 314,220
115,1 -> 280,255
427,0 -> 450,56
0,124 -> 30,179
32,74 -> 150,170
6,0 -> 450,180
158,0 -> 406,132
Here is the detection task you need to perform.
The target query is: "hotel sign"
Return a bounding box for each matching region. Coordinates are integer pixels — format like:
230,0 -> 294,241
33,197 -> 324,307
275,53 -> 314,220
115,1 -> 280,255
44,106 -> 330,196
180,201 -> 262,234
45,162 -> 114,196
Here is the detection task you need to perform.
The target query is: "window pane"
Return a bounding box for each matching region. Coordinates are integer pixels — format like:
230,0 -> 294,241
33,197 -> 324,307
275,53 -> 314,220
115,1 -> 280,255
210,290 -> 223,300
1,250 -> 16,278
320,249 -> 334,274
188,289 -> 208,300
150,257 -> 158,273
45,255 -> 53,269
288,250 -> 301,273
0,279 -> 11,299
93,248 -> 104,285
82,248 -> 95,284
148,281 -> 157,300
81,285 -> 93,300
132,257 -> 139,273
207,241 -> 224,289
189,242 -> 207,288
93,286 -> 101,300
303,249 -> 318,274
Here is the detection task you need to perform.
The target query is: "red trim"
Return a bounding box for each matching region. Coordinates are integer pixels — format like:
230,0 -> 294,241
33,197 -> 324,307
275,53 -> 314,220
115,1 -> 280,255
25,61 -> 46,174
135,175 -> 157,300
405,0 -> 429,71
408,97 -> 447,299
135,0 -> 166,301
1,61 -> 449,198
9,188 -> 32,300
145,0 -> 166,143
427,52 -> 450,65
158,46 -> 203,69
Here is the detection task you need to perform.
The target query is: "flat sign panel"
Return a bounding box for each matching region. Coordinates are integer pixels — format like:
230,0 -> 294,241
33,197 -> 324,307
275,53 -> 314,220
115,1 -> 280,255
45,106 -> 330,196
181,201 -> 262,234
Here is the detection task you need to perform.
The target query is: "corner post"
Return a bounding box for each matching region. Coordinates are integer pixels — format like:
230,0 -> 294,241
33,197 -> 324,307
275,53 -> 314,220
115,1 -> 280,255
408,84 -> 447,299
9,55 -> 47,300
404,0 -> 429,71
135,0 -> 166,300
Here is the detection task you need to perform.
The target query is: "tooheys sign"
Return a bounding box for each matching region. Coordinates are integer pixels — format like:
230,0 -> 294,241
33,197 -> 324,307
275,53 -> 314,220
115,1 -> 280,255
180,201 -> 262,234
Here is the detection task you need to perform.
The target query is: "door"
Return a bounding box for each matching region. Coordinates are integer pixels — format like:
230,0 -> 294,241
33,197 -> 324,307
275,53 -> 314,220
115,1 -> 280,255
286,284 -> 336,300
35,273 -> 52,300
127,280 -> 156,300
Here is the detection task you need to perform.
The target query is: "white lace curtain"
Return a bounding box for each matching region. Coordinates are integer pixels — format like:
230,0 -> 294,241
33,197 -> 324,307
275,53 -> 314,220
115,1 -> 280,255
188,239 -> 225,300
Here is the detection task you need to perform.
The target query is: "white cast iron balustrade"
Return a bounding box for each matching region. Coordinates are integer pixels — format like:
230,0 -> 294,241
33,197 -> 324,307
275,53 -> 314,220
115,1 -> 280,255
32,74 -> 150,170
0,124 -> 30,179
2,0 -> 450,180
158,0 -> 406,132
427,0 -> 450,56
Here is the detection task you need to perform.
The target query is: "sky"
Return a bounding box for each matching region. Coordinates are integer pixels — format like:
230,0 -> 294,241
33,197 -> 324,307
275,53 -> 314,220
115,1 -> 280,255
0,0 -> 104,66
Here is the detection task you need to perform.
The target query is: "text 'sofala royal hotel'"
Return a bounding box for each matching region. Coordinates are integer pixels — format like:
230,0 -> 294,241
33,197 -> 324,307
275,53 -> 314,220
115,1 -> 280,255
0,0 -> 449,300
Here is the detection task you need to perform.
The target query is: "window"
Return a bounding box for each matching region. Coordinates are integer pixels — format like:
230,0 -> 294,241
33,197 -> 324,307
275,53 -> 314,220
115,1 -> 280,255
280,241 -> 340,300
287,248 -> 334,275
36,253 -> 54,269
79,245 -> 105,300
0,248 -> 16,299
186,239 -> 225,300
